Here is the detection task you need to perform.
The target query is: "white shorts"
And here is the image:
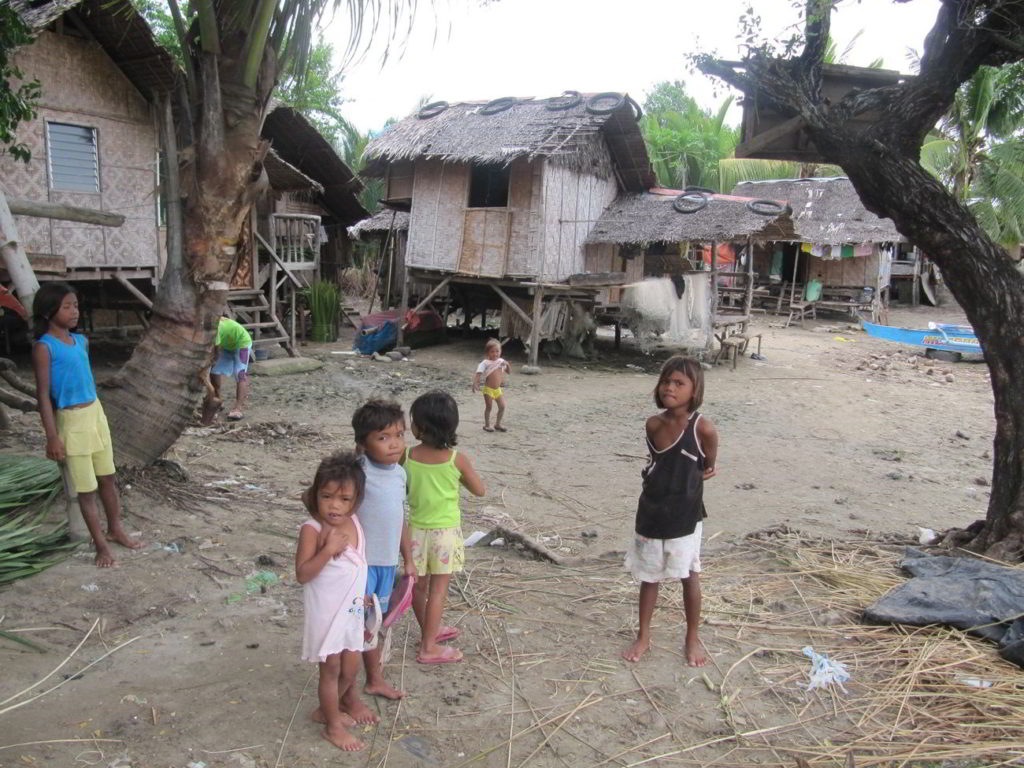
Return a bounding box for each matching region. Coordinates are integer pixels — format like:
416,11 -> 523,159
625,523 -> 702,583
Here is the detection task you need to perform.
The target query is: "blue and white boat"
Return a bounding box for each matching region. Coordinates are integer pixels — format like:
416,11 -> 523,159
863,321 -> 982,357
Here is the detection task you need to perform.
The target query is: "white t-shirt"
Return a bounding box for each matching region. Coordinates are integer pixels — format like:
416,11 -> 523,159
476,358 -> 507,379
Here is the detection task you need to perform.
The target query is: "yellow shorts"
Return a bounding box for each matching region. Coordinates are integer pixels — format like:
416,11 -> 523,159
481,385 -> 503,400
409,525 -> 464,575
56,400 -> 115,494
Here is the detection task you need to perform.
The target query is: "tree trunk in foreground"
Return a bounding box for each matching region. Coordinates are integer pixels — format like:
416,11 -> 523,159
812,131 -> 1024,561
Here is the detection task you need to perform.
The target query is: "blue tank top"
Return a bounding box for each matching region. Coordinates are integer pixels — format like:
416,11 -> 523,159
39,333 -> 96,409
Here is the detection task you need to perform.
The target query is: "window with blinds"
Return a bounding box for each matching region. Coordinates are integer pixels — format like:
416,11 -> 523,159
47,122 -> 99,192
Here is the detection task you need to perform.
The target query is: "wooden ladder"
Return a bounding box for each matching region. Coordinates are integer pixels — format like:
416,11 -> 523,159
227,288 -> 297,357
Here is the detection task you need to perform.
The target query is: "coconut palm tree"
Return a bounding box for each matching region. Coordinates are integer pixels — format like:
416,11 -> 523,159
920,64 -> 1024,249
102,1 -> 414,465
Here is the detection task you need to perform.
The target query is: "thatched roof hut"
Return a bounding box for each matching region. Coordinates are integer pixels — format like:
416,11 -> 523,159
586,189 -> 796,246
348,209 -> 409,240
363,95 -> 654,191
263,106 -> 366,224
730,177 -> 903,244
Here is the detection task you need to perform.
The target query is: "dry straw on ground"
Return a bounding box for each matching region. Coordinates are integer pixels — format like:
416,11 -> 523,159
348,526 -> 1024,768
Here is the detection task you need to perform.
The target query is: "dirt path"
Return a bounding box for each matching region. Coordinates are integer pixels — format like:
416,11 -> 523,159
0,305 -> 1002,768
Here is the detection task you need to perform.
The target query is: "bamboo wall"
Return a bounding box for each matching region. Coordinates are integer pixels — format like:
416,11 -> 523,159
1,31 -> 160,274
539,153 -> 618,282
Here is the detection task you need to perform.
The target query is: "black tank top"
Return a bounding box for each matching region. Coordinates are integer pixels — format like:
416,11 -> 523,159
635,411 -> 707,539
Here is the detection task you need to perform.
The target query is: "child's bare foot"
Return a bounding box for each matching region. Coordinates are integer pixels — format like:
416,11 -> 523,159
365,680 -> 405,699
322,724 -> 364,752
94,545 -> 116,568
685,636 -> 709,667
622,636 -> 650,662
340,698 -> 380,724
107,528 -> 143,550
311,707 -> 355,726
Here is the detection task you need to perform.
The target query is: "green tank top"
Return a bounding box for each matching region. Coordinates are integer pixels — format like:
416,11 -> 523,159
405,447 -> 462,529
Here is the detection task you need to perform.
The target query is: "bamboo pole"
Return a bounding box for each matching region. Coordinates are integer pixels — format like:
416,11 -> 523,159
7,198 -> 125,228
528,286 -> 544,368
0,188 -> 40,315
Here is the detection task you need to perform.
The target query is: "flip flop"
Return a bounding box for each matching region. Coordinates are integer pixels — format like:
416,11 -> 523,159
435,626 -> 460,643
226,410 -> 244,421
482,426 -> 494,432
364,594 -> 382,650
494,426 -> 507,432
381,575 -> 415,629
416,645 -> 462,664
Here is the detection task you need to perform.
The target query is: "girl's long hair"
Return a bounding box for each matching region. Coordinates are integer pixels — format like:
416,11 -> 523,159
410,390 -> 459,449
653,356 -> 704,411
32,281 -> 75,339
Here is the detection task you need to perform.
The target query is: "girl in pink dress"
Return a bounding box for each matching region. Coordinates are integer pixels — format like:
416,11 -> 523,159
296,452 -> 369,752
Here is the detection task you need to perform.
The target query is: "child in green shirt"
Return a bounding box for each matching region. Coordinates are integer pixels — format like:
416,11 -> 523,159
210,315 -> 253,421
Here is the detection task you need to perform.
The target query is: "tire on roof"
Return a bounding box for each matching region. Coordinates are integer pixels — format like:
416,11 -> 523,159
585,92 -> 626,115
673,192 -> 710,214
480,97 -> 519,115
417,101 -> 449,119
545,90 -> 583,111
747,199 -> 793,217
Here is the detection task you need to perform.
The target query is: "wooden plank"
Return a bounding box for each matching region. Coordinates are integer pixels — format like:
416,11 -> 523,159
113,272 -> 153,309
734,115 -> 807,159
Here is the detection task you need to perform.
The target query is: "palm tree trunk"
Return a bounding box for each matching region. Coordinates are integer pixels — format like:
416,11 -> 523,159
102,45 -> 269,466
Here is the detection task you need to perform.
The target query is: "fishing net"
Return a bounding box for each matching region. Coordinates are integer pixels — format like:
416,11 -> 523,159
621,276 -> 711,352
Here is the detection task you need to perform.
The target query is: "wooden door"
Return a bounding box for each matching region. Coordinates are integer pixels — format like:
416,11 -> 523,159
458,209 -> 510,277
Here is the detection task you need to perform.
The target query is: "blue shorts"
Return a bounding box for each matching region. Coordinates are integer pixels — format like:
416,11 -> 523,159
366,565 -> 397,612
212,345 -> 252,381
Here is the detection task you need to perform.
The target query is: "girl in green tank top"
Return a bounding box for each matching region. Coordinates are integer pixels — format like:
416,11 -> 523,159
404,392 -> 485,664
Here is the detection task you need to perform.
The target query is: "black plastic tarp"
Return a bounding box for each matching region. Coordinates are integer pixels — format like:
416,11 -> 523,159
864,549 -> 1024,668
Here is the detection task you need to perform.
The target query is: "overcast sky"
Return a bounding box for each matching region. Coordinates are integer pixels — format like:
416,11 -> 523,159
325,0 -> 941,134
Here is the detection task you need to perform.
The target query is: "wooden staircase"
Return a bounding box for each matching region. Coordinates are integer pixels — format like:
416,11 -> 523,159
227,287 -> 297,357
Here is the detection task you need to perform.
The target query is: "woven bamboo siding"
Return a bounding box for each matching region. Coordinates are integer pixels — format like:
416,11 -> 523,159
0,31 -> 159,272
504,157 -> 536,276
539,155 -> 618,282
407,160 -> 470,271
810,249 -> 880,287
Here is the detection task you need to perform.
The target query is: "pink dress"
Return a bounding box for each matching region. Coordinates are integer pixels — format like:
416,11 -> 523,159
300,516 -> 367,662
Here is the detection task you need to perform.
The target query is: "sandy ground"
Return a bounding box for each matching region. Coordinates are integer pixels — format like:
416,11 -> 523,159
0,303 -> 1006,768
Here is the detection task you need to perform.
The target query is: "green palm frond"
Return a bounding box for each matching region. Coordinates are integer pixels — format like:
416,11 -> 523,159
0,455 -> 72,586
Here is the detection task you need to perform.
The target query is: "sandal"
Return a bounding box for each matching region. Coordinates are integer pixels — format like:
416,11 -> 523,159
494,425 -> 507,432
226,410 -> 244,421
483,426 -> 494,432
364,594 -> 382,650
436,626 -> 460,643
